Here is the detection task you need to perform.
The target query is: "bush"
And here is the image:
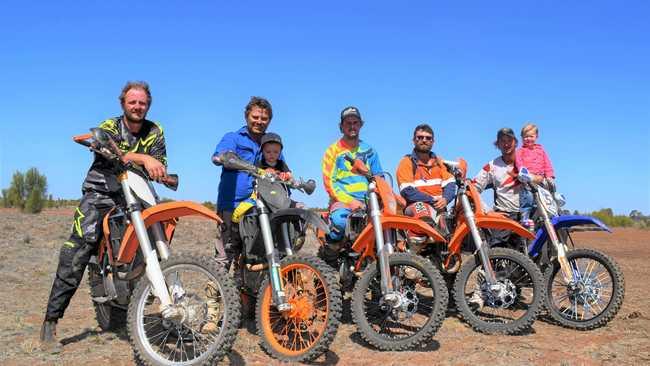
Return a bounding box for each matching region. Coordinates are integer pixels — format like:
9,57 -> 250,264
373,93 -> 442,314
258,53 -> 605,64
590,208 -> 635,228
3,168 -> 48,213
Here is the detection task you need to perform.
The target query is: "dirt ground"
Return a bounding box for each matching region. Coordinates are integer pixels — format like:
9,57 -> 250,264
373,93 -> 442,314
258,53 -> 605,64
1,207 -> 648,365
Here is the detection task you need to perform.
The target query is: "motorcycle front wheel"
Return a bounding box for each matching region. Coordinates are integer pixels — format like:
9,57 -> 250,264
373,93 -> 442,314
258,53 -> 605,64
256,254 -> 342,362
351,252 -> 448,351
453,247 -> 544,334
545,248 -> 625,330
127,253 -> 240,366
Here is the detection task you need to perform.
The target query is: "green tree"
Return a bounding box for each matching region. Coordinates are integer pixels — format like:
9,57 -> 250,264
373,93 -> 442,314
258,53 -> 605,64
630,210 -> 643,220
1,189 -> 9,208
23,168 -> 48,213
7,171 -> 26,209
25,186 -> 46,213
4,168 -> 48,213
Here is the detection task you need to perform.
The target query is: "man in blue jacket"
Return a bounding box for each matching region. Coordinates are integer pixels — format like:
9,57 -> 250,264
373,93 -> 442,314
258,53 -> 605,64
211,96 -> 280,267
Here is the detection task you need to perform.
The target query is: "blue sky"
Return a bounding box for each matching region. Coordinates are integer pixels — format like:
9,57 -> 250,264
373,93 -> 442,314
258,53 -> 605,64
1,1 -> 648,215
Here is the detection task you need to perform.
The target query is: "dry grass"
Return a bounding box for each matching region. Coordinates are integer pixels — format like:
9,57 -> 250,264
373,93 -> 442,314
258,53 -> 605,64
0,209 -> 649,365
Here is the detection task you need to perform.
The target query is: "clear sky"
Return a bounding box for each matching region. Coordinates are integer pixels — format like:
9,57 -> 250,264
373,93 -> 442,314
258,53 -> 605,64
1,1 -> 648,215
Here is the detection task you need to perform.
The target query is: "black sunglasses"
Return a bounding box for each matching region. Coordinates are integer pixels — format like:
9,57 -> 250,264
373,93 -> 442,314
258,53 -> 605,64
415,135 -> 433,141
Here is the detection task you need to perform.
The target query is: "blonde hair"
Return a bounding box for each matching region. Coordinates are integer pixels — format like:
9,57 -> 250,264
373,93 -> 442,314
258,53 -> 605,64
521,123 -> 538,137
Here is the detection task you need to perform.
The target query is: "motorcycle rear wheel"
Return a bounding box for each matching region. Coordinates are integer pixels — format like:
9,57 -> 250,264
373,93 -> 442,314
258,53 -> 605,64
88,264 -> 127,331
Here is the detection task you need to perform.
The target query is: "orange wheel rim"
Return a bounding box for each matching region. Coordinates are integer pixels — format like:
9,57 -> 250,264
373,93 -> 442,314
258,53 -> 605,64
260,262 -> 329,356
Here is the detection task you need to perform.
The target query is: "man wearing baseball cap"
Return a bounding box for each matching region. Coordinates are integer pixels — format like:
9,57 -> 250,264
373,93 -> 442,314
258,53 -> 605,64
473,127 -> 525,245
320,106 -> 382,261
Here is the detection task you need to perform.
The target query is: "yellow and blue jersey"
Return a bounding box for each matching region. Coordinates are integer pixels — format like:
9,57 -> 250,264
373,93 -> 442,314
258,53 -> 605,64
321,139 -> 382,205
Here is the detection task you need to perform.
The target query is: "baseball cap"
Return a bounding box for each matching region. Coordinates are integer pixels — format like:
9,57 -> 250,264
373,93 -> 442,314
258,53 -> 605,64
260,132 -> 283,148
496,127 -> 516,140
340,106 -> 362,122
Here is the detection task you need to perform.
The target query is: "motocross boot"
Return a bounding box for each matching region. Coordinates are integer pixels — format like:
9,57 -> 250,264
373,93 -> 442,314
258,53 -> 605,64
201,282 -> 222,334
40,319 -> 62,353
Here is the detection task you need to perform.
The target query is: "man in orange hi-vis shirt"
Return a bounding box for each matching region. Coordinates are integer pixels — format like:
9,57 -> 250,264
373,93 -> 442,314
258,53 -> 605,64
396,124 -> 456,236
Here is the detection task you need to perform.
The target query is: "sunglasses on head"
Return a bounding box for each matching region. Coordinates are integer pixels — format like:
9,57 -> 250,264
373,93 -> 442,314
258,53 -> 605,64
415,135 -> 433,141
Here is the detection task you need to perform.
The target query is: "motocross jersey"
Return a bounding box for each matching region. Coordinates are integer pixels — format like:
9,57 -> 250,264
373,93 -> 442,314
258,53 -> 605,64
473,156 -> 521,213
82,116 -> 167,193
321,138 -> 382,206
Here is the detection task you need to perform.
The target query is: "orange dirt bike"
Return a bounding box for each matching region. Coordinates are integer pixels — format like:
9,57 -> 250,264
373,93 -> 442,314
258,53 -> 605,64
317,155 -> 448,351
218,152 -> 341,362
73,129 -> 240,366
404,158 -> 545,334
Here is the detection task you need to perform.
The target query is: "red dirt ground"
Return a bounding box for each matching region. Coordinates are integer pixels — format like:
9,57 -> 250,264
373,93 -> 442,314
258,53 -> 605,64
1,208 -> 648,365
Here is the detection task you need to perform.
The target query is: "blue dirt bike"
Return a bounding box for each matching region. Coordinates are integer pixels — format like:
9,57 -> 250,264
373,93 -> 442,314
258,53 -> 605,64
514,170 -> 625,330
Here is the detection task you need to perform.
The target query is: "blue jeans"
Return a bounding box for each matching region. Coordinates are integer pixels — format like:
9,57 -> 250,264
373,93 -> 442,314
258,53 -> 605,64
519,189 -> 535,222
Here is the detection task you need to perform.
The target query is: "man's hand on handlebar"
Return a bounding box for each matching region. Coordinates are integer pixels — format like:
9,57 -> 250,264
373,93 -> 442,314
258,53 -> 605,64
122,153 -> 167,181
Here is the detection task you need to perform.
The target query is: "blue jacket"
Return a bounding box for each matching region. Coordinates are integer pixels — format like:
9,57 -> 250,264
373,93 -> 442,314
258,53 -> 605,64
212,126 -> 284,210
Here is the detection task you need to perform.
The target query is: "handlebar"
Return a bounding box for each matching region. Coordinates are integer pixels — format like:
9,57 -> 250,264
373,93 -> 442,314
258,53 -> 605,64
73,131 -> 179,191
219,151 -> 316,195
442,159 -> 467,181
343,154 -> 372,179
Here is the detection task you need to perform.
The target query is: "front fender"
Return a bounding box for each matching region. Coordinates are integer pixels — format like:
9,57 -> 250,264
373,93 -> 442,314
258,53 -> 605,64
270,208 -> 330,233
529,215 -> 611,256
351,215 -> 447,261
117,201 -> 222,264
448,215 -> 535,254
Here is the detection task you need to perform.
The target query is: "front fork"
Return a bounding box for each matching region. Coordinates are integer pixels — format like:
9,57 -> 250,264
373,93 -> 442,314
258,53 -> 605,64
533,190 -> 574,283
119,176 -> 175,316
460,193 -> 498,286
257,199 -> 290,311
368,184 -> 396,301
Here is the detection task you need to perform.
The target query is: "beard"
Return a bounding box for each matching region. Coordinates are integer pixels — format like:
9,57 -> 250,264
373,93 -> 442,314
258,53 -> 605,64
125,110 -> 145,123
414,145 -> 431,154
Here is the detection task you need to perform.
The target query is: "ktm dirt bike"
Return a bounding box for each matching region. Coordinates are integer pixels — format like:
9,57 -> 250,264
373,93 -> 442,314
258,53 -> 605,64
318,155 -> 448,351
515,169 -> 625,330
218,152 -> 341,362
404,159 -> 545,335
74,129 -> 240,366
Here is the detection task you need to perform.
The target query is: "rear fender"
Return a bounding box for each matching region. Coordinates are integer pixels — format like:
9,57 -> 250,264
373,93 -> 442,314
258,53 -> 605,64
528,215 -> 611,257
448,215 -> 535,254
351,214 -> 447,262
116,201 -> 222,264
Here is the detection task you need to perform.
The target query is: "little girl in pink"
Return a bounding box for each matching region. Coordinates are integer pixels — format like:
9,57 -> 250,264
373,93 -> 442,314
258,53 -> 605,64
515,123 -> 555,228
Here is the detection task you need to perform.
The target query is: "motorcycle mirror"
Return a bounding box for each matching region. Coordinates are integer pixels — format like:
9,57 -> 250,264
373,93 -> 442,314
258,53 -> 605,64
90,128 -> 123,157
91,127 -> 111,145
302,179 -> 316,195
